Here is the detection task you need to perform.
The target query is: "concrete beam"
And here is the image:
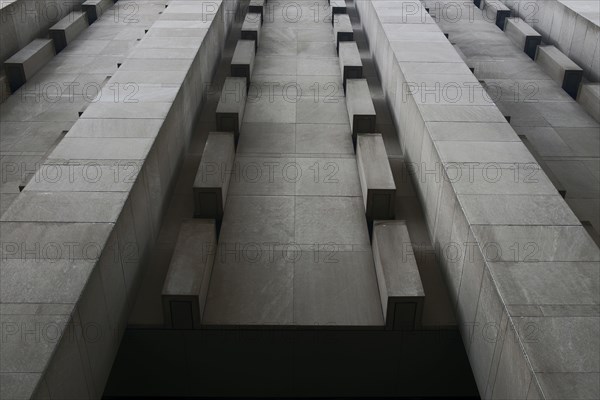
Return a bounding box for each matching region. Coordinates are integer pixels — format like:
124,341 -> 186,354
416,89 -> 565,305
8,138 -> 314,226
372,220 -> 425,330
48,11 -> 89,53
356,133 -> 396,221
504,17 -> 542,59
193,132 -> 235,220
535,45 -> 583,99
162,219 -> 217,329
4,39 -> 55,92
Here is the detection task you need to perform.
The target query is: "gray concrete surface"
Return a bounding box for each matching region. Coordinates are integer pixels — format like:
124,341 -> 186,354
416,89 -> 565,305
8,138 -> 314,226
357,0 -> 600,398
0,0 -> 239,398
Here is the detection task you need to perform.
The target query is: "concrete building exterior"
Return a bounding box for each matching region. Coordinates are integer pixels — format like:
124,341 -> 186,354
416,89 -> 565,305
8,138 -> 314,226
0,0 -> 598,398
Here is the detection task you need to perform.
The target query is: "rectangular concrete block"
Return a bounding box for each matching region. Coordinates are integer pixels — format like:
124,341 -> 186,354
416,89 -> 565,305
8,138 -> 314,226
535,45 -> 583,99
49,11 -> 89,53
216,77 -> 247,141
241,12 -> 262,51
504,17 -> 542,59
4,39 -> 55,92
483,0 -> 511,30
372,220 -> 424,330
331,0 -> 347,25
577,82 -> 600,122
346,79 -> 376,140
81,0 -> 113,24
193,132 -> 235,220
231,40 -> 255,87
248,0 -> 264,23
357,133 -> 396,221
162,219 -> 217,329
334,13 -> 353,52
339,41 -> 363,90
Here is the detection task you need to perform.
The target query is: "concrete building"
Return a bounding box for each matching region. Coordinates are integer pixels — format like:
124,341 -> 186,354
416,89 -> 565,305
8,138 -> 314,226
0,0 -> 598,398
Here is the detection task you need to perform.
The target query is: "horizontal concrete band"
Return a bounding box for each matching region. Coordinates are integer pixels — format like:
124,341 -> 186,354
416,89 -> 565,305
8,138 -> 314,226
496,0 -> 600,81
0,0 -> 238,398
356,1 -> 599,399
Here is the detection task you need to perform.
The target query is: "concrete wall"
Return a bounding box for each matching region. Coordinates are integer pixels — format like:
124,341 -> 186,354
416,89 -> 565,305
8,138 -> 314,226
356,1 -> 600,399
500,0 -> 600,81
0,0 -> 239,398
0,0 -> 86,65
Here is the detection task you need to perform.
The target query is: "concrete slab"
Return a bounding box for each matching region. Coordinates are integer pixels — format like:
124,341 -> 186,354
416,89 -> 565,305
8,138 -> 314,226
231,40 -> 256,88
333,13 -> 353,52
356,134 -> 395,221
535,45 -> 583,99
504,17 -> 542,59
216,77 -> 247,141
372,220 -> 425,330
49,11 -> 90,53
193,132 -> 235,220
4,39 -> 55,92
242,13 -> 262,51
346,79 -> 376,140
81,0 -> 114,24
339,41 -> 363,89
162,219 -> 216,329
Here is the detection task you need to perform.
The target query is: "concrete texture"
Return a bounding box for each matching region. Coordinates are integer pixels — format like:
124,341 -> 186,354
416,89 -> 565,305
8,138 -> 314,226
535,45 -> 583,98
4,38 -> 55,92
81,0 -> 113,24
339,41 -> 363,88
356,133 -> 396,221
202,0 -> 385,328
504,17 -> 542,59
48,11 -> 89,53
578,82 -> 600,122
216,77 -> 247,141
193,132 -> 235,220
482,0 -> 511,30
161,219 -> 216,329
372,220 -> 425,329
356,0 -> 600,398
495,0 -> 600,81
0,0 -> 239,397
231,39 -> 256,84
334,13 -> 354,51
0,0 -> 86,65
346,78 -> 376,139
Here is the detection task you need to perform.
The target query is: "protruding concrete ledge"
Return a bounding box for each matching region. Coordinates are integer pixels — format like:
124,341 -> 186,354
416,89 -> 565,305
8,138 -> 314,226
231,40 -> 255,87
241,12 -> 262,51
162,219 -> 217,329
578,82 -> 600,122
193,132 -> 235,220
81,0 -> 113,24
356,133 -> 395,221
334,13 -> 353,52
346,79 -> 376,141
372,220 -> 424,330
248,0 -> 264,23
330,0 -> 347,25
504,17 -> 541,59
4,39 -> 55,92
49,11 -> 89,53
216,77 -> 247,142
535,45 -> 583,99
482,0 -> 511,30
339,41 -> 362,90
